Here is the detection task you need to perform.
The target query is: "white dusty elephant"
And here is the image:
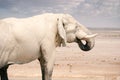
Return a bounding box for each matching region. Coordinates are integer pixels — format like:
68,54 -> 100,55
0,13 -> 97,80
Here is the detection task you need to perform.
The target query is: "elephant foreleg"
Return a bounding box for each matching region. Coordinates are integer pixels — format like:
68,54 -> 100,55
38,59 -> 52,80
38,44 -> 56,80
39,40 -> 55,80
0,65 -> 9,80
38,55 -> 55,80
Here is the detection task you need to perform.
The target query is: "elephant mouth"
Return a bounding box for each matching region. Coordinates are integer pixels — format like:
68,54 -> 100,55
76,38 -> 91,51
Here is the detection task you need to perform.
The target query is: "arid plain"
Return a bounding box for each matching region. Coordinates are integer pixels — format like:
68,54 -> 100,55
8,29 -> 120,80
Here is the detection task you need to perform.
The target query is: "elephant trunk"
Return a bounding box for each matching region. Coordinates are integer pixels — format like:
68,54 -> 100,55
75,30 -> 97,51
76,38 -> 95,51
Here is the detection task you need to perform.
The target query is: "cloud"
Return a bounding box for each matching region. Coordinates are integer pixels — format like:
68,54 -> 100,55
0,0 -> 87,17
0,0 -> 119,28
0,0 -> 119,17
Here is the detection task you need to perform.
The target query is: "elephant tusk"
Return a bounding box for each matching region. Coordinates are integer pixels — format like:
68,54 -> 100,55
84,33 -> 98,39
76,30 -> 98,40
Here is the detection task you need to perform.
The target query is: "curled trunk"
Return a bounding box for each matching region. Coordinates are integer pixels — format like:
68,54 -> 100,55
76,37 -> 95,51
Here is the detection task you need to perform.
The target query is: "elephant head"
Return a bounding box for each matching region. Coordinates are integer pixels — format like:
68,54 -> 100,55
57,14 -> 97,51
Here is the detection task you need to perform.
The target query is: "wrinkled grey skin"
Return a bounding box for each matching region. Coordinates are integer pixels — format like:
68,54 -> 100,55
0,13 -> 97,80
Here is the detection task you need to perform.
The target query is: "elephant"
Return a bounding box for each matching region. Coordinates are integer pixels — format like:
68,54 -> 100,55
0,13 -> 97,80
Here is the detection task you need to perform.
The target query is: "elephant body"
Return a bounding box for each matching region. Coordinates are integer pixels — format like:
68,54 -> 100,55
0,13 -> 97,80
0,14 -> 57,66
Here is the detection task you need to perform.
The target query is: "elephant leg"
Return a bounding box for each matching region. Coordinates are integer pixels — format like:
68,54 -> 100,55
38,55 -> 55,80
38,59 -> 52,80
39,45 -> 56,80
0,65 -> 9,80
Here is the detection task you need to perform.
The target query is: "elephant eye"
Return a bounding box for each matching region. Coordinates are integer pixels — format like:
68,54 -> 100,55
62,23 -> 65,27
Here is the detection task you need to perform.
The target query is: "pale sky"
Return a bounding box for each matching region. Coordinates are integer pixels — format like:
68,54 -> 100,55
0,0 -> 120,28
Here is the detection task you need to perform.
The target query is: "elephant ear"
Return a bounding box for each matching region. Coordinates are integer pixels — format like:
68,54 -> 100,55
57,18 -> 67,47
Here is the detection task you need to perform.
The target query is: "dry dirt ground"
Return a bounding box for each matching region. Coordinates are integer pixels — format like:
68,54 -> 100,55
8,30 -> 120,80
